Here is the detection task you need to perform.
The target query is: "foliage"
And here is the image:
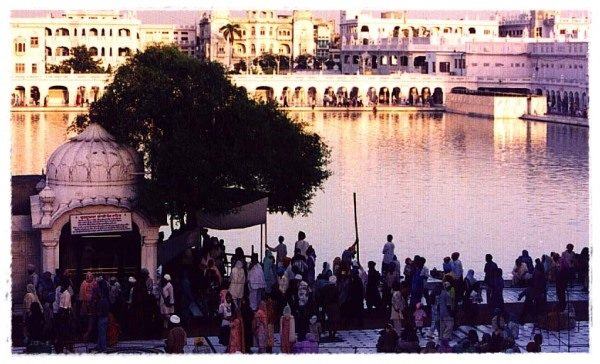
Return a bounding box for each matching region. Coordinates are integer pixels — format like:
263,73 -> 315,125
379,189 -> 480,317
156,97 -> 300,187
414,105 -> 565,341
294,54 -> 314,69
219,23 -> 242,68
47,45 -> 104,73
255,53 -> 290,72
71,45 -> 331,227
233,60 -> 247,73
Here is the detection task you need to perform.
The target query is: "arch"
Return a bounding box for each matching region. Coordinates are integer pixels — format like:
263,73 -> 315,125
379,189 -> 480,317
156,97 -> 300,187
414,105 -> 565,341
380,55 -> 388,66
48,86 -> 69,106
393,26 -> 400,38
75,86 -> 87,106
254,86 -> 274,102
392,87 -> 401,104
562,91 -> 569,115
281,87 -> 291,106
82,28 -> 86,36
235,43 -> 246,55
45,27 -> 52,36
118,28 -> 131,37
91,86 -> 100,102
366,87 -> 377,104
89,28 -> 98,36
408,87 -> 419,105
101,28 -> 105,36
569,91 -> 575,115
536,88 -> 543,96
293,87 -> 306,106
45,46 -> 52,56
379,87 -> 390,104
432,87 -> 444,105
323,86 -> 334,106
468,27 -> 476,34
360,25 -> 369,32
12,86 -> 26,107
56,28 -> 70,36
30,86 -> 41,106
56,46 -> 70,56
101,47 -> 105,56
308,87 -> 317,106
402,28 -> 410,38
551,91 -> 556,109
89,47 -> 99,56
421,87 -> 431,105
279,43 -> 291,54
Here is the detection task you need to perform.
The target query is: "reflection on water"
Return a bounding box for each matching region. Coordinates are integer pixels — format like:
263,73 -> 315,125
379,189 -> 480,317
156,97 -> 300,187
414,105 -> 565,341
11,111 -> 588,275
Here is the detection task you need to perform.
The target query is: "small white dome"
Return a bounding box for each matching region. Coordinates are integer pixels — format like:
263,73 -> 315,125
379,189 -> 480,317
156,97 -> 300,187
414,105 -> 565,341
46,123 -> 142,187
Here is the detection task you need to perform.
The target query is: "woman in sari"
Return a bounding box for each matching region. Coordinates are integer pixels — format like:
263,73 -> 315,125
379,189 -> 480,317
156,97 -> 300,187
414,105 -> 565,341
279,304 -> 296,353
227,308 -> 245,353
253,301 -> 268,353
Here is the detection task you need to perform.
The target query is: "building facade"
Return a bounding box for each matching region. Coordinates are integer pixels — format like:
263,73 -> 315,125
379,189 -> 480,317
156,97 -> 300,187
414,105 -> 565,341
11,10 -> 196,106
197,10 -> 335,68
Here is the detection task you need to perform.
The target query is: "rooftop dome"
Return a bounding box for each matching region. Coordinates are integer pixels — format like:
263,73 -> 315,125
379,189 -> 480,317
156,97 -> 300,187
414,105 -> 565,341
46,123 -> 142,187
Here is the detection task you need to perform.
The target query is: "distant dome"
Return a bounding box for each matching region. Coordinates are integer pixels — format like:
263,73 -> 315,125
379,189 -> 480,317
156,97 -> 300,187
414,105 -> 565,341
46,123 -> 142,187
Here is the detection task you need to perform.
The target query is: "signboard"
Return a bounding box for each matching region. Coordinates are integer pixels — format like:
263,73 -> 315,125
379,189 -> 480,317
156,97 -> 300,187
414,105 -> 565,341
70,212 -> 133,235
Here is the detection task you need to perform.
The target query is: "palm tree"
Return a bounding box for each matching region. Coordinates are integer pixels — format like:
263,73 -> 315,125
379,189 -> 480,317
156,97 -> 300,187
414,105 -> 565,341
219,23 -> 242,70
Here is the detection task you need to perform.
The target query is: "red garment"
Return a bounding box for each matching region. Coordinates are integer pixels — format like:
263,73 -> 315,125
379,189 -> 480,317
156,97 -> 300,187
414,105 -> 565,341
228,318 -> 245,353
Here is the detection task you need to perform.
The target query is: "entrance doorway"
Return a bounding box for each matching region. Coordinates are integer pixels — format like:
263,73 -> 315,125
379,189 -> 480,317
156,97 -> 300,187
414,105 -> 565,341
59,221 -> 141,289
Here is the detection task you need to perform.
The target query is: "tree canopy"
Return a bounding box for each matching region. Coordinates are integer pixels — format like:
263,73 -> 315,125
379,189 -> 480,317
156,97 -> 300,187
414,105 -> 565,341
47,45 -> 105,73
72,45 -> 331,227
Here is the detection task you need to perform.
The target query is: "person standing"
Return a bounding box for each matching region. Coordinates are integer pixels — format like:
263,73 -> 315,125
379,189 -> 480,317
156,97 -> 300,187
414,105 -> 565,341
279,304 -> 296,353
159,274 -> 175,329
94,279 -> 110,352
253,301 -> 268,353
294,231 -> 310,258
248,254 -> 266,311
78,272 -> 98,342
165,315 -> 187,353
265,236 -> 288,266
263,251 -> 277,294
438,282 -> 454,341
484,254 -> 498,303
390,282 -> 405,335
227,308 -> 245,353
229,260 -> 246,308
54,280 -> 74,353
22,284 -> 40,344
218,291 -> 234,346
366,261 -> 382,311
381,234 -> 395,275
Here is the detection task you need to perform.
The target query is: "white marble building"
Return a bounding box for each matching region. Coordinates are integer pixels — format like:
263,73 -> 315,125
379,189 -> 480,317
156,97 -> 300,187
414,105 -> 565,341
12,123 -> 163,301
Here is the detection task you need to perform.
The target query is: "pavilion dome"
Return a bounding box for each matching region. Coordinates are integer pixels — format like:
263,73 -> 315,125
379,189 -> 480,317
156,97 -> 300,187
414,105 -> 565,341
46,123 -> 142,187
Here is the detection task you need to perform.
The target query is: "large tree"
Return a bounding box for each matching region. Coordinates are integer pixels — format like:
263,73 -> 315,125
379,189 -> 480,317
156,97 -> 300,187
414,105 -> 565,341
219,23 -> 242,70
47,45 -> 104,73
72,45 -> 331,229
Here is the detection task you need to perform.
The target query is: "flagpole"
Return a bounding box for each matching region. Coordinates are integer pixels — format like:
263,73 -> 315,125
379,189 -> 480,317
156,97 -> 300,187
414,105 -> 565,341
353,192 -> 359,263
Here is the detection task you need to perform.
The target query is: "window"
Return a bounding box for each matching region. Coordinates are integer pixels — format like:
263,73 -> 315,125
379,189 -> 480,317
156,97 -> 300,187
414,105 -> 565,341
560,29 -> 566,35
30,37 -> 39,48
495,63 -> 503,67
484,30 -> 491,35
353,55 -> 359,64
344,55 -> 350,64
15,63 -> 25,73
439,62 -> 450,72
32,63 -> 37,73
15,42 -> 26,53
471,62 -> 478,66
483,63 -> 489,67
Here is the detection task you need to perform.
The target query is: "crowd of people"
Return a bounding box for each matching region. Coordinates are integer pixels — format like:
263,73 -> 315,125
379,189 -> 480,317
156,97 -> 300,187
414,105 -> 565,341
20,230 -> 588,354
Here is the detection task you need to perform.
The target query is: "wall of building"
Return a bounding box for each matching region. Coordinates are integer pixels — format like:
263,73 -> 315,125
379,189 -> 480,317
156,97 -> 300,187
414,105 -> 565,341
12,215 -> 41,303
445,93 -> 547,118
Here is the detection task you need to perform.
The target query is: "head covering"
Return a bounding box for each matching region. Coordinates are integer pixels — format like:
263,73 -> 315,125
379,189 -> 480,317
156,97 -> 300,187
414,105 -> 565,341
220,289 -> 228,304
443,281 -> 451,288
110,276 -> 117,282
170,315 -> 181,324
329,275 -> 337,284
164,274 -> 171,281
283,304 -> 292,316
294,274 -> 303,280
235,260 -> 243,269
416,302 -> 422,309
128,276 -> 136,283
310,315 -> 318,324
26,283 -> 36,294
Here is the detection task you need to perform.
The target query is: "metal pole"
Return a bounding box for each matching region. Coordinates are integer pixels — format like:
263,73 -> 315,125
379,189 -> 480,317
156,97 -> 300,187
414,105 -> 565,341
353,192 -> 359,263
260,224 -> 263,261
264,217 -> 268,262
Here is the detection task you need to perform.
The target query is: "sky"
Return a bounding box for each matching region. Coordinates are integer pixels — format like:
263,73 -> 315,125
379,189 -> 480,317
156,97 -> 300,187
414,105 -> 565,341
10,10 -> 589,28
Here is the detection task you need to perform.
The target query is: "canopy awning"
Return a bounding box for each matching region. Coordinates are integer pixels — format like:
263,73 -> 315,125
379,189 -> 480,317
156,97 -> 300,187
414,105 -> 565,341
158,188 -> 268,265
